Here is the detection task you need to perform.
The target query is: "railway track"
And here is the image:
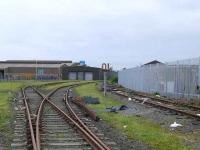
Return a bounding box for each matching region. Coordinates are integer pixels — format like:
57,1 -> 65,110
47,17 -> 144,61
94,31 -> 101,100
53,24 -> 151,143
11,90 -> 28,150
49,87 -> 119,149
109,84 -> 200,111
11,83 -> 118,150
126,90 -> 200,111
108,86 -> 200,121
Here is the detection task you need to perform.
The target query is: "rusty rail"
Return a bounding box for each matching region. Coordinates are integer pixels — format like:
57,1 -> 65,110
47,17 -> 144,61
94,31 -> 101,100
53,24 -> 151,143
110,85 -> 200,111
73,97 -> 100,121
21,88 -> 38,150
134,97 -> 200,120
114,90 -> 200,120
131,91 -> 200,111
47,99 -> 108,150
34,87 -> 59,150
64,90 -> 109,149
17,82 -> 96,150
32,82 -> 110,150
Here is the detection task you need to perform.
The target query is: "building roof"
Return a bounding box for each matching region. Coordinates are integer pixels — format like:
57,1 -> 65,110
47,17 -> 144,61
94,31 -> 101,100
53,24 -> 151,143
61,65 -> 101,70
0,60 -> 73,69
0,60 -> 72,64
143,60 -> 163,66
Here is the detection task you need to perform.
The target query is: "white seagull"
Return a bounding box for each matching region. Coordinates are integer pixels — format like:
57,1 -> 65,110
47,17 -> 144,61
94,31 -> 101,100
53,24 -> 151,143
170,122 -> 182,128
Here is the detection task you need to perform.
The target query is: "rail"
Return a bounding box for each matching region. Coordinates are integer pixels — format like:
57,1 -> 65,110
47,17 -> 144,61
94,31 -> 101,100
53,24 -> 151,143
21,88 -> 38,150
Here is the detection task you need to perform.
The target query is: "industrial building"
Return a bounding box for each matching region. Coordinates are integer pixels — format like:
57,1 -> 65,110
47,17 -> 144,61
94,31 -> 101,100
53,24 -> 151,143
118,58 -> 200,99
0,60 -> 104,80
61,66 -> 103,80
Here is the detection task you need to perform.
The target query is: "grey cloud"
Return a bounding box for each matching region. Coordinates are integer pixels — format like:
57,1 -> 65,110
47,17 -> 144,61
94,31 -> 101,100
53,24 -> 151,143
0,0 -> 200,69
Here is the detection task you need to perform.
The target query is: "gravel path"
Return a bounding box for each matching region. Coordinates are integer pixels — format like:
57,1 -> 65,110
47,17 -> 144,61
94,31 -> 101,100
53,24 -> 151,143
108,92 -> 200,149
93,119 -> 154,150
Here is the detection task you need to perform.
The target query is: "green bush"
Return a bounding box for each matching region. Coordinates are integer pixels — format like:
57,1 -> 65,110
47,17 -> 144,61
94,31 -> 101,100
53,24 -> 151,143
109,76 -> 118,84
154,92 -> 160,96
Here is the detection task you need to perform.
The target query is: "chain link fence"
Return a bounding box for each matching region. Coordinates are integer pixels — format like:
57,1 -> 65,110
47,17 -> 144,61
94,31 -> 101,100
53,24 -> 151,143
2,73 -> 60,80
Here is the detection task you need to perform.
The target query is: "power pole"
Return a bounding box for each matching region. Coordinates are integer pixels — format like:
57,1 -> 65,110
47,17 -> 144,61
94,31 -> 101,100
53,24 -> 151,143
102,63 -> 110,96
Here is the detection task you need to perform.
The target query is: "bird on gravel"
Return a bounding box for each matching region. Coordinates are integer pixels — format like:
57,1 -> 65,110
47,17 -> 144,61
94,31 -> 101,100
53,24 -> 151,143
14,107 -> 19,111
19,106 -> 26,110
170,122 -> 182,128
123,125 -> 127,128
141,98 -> 149,104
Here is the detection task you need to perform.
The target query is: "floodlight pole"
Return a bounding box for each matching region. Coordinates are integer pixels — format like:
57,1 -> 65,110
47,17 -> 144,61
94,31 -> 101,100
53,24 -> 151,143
104,71 -> 107,96
58,61 -> 61,80
35,59 -> 38,80
102,63 -> 110,96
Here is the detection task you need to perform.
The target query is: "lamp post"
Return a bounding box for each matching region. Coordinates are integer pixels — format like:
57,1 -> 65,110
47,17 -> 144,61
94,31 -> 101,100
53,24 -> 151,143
58,61 -> 61,80
35,59 -> 37,80
102,63 -> 110,96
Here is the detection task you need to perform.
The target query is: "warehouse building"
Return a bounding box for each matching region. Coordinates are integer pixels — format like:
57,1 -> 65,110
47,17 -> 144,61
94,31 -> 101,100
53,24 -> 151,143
0,60 -> 104,80
0,60 -> 72,80
61,66 -> 103,80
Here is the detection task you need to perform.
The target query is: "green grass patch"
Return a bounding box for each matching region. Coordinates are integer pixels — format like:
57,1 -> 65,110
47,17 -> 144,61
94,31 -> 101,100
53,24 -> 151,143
0,92 -> 12,130
75,83 -> 196,150
75,83 -> 125,110
0,80 -> 61,131
41,80 -> 86,91
0,80 -> 53,92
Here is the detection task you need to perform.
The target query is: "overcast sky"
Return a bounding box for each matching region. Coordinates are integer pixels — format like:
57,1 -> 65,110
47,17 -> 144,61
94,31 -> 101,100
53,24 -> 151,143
0,0 -> 200,69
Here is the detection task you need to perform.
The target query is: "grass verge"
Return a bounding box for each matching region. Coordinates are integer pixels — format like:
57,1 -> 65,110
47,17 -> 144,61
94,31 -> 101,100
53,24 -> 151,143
75,83 -> 196,150
41,80 -> 86,91
0,80 -> 60,133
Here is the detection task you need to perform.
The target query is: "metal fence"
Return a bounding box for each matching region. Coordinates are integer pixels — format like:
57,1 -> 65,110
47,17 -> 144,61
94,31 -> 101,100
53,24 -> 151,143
167,57 -> 200,87
2,73 -> 60,80
167,57 -> 200,66
118,64 -> 200,99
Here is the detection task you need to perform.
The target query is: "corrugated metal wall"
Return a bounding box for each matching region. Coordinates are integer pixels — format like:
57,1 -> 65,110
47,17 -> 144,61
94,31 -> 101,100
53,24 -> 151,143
118,64 -> 200,99
167,57 -> 200,86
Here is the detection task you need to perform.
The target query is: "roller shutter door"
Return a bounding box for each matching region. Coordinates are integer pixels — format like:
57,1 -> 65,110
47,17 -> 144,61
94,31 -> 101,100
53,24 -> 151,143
69,72 -> 77,80
78,72 -> 84,80
0,72 -> 3,79
85,72 -> 93,80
